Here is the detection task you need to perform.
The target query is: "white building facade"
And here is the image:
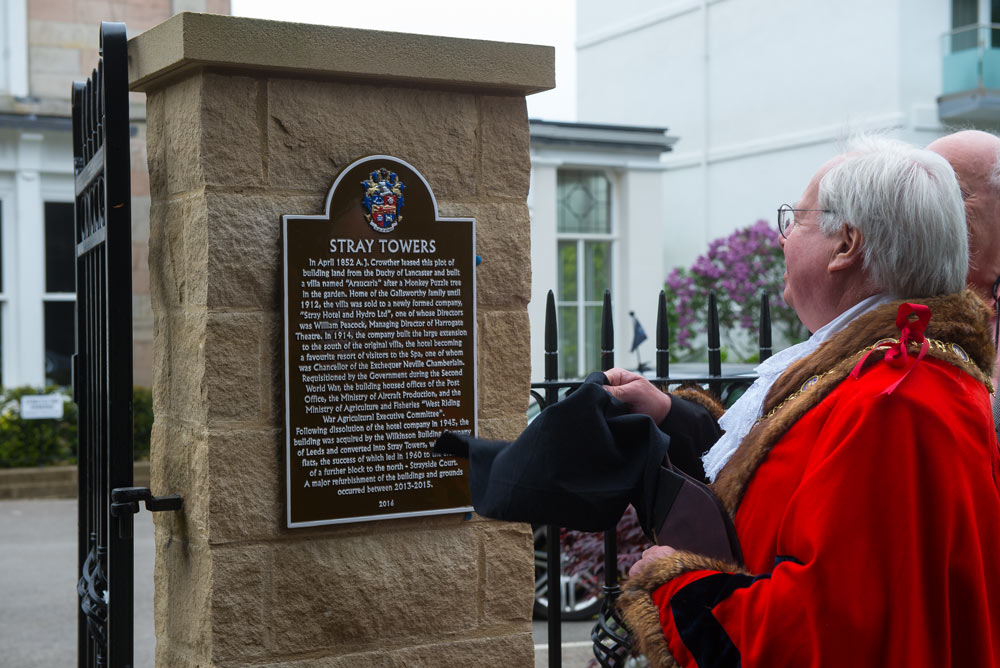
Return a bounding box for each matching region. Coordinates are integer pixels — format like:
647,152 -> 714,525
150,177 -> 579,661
0,120 -> 76,389
575,0 -> 997,281
528,120 -> 676,380
0,0 -> 228,390
0,0 -> 77,389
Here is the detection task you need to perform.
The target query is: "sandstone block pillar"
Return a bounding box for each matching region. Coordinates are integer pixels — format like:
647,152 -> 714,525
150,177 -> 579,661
128,13 -> 552,667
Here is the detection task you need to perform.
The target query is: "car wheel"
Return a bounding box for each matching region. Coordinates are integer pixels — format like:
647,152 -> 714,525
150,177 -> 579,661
533,527 -> 604,621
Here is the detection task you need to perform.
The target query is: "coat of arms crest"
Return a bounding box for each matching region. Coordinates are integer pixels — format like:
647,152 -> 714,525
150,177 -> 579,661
361,168 -> 405,233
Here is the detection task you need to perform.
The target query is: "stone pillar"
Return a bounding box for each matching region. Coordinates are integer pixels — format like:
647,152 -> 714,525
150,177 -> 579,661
129,13 -> 552,667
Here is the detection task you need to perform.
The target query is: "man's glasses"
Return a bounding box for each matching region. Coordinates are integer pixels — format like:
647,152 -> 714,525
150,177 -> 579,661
777,204 -> 833,238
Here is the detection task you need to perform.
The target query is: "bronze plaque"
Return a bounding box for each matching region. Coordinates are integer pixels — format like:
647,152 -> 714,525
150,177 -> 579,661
282,156 -> 475,527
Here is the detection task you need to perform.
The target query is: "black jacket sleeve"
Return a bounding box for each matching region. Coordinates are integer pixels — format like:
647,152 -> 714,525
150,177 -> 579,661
658,395 -> 723,483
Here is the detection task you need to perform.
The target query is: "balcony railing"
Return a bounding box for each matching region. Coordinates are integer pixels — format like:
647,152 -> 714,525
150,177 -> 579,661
938,24 -> 1000,123
942,23 -> 1000,94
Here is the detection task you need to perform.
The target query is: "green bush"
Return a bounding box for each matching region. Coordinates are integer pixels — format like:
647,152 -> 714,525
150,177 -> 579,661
0,386 -> 153,468
132,386 -> 153,461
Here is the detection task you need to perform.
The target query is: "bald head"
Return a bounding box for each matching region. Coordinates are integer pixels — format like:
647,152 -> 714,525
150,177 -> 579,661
927,130 -> 1000,303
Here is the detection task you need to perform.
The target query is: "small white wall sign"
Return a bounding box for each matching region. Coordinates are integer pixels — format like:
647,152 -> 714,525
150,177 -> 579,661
20,394 -> 64,420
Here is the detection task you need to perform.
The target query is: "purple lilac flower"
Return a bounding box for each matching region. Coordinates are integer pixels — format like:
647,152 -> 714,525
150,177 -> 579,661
663,220 -> 805,361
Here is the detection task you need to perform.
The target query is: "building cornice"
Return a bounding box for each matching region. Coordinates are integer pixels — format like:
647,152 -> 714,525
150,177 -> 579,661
529,119 -> 676,158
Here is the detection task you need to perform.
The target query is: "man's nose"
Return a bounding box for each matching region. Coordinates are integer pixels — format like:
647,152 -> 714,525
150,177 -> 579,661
777,230 -> 786,249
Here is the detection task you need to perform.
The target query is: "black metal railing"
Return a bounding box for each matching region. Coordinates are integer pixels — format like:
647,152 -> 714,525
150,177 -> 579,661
532,287 -> 772,667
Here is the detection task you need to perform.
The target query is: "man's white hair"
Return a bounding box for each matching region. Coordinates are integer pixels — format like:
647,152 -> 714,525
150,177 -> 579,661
817,135 -> 968,297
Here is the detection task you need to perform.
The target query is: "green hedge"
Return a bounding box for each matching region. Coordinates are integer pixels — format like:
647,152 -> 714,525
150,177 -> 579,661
0,386 -> 152,468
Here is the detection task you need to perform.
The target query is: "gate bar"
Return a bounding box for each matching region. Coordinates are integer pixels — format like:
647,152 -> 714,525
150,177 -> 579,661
543,290 -> 562,668
599,290 -> 620,607
656,290 -> 669,379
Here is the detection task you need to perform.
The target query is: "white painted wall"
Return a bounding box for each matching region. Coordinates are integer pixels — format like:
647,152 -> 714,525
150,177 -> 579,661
528,160 -> 558,380
576,0 -> 958,280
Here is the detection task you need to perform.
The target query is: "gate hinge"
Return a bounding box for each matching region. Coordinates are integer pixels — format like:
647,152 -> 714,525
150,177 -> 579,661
110,487 -> 183,517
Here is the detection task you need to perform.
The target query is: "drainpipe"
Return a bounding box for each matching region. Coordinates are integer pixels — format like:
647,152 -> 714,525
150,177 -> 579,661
702,0 -> 711,246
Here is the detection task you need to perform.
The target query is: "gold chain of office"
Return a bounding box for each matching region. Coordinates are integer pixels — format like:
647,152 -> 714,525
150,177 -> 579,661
757,337 -> 988,424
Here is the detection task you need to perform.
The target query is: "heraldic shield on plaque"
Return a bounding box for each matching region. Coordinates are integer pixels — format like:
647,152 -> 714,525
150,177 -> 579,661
281,156 -> 476,528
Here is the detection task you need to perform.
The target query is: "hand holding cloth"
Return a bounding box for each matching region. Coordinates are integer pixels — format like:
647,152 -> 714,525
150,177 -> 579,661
434,372 -> 742,564
434,372 -> 667,533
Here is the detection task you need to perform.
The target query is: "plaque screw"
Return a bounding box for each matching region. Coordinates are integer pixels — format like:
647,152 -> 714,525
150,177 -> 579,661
476,255 -> 483,266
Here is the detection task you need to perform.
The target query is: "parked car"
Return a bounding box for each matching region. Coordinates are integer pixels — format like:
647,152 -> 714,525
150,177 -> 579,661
532,525 -> 604,620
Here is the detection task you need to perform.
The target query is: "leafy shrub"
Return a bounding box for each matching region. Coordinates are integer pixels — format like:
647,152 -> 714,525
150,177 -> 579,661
561,505 -> 649,583
665,220 -> 807,361
132,386 -> 153,461
0,386 -> 153,467
0,386 -> 77,467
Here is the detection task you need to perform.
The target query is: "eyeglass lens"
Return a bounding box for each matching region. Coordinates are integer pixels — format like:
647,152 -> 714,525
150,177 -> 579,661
779,206 -> 794,236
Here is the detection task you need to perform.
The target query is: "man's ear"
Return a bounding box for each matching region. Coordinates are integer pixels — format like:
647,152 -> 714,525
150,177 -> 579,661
828,223 -> 864,273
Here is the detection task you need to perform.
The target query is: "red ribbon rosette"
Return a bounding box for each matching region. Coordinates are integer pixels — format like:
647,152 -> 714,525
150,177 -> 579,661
849,303 -> 931,395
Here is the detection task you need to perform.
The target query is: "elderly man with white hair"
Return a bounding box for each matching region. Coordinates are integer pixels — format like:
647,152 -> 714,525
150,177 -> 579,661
928,129 -> 1000,306
928,130 -> 1000,438
605,137 -> 1000,668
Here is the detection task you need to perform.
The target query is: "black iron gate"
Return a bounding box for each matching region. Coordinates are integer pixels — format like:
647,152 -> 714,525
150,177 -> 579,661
72,22 -> 180,668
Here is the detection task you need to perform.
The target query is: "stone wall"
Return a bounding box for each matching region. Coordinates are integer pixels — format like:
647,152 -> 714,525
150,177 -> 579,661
131,13 -> 552,667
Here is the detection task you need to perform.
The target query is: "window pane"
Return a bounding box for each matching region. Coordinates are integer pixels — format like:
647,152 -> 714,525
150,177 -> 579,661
45,301 -> 74,387
993,0 -> 1000,47
557,170 -> 611,234
558,241 -> 578,301
0,202 -> 4,292
953,0 -> 977,27
952,0 -> 978,50
584,241 -> 611,301
584,305 -> 603,375
45,202 -> 75,293
557,305 -> 579,379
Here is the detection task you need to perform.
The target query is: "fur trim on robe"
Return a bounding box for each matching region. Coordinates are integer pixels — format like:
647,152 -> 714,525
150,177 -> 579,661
620,551 -> 750,668
672,386 -> 726,421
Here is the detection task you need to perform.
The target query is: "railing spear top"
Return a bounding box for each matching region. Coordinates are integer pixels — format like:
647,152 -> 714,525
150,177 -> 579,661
656,289 -> 669,379
707,291 -> 722,386
544,290 -> 557,354
544,290 -> 558,385
759,291 -> 773,362
707,291 -> 720,350
601,290 -> 614,371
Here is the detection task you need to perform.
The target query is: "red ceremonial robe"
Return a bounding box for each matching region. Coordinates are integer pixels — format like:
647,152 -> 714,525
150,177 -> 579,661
620,292 -> 1000,668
